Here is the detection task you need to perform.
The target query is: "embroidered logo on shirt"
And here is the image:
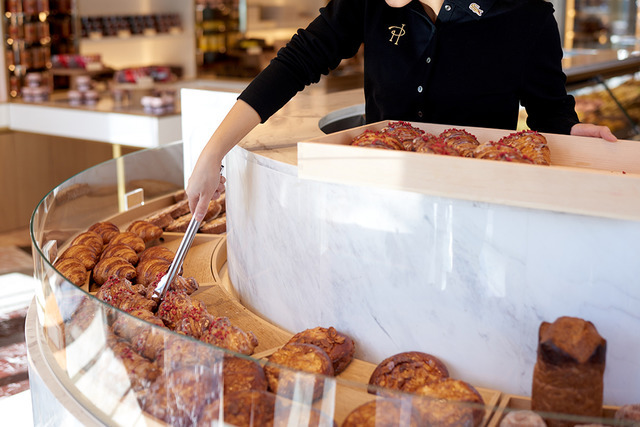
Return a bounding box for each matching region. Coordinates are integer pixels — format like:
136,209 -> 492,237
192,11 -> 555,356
388,24 -> 406,45
469,3 -> 483,16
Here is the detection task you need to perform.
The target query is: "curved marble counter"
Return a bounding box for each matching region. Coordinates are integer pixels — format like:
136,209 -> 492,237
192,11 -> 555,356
181,87 -> 640,406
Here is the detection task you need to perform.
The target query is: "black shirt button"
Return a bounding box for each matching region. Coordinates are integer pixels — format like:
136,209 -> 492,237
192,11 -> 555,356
418,111 -> 423,118
417,86 -> 423,93
426,57 -> 431,64
444,4 -> 452,11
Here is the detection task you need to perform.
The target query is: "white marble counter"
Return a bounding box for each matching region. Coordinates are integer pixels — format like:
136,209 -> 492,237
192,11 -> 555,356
182,87 -> 640,406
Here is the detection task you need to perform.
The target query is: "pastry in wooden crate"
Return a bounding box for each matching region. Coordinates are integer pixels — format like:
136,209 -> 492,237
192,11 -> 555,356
57,244 -> 99,270
88,221 -> 120,244
342,398 -> 423,427
70,231 -> 104,255
263,342 -> 334,401
498,130 -> 550,165
92,256 -> 137,286
53,257 -> 88,287
368,351 -> 449,396
126,220 -> 163,243
531,316 -> 607,427
108,231 -> 145,253
100,243 -> 138,265
287,326 -> 355,374
415,377 -> 485,426
440,128 -> 480,158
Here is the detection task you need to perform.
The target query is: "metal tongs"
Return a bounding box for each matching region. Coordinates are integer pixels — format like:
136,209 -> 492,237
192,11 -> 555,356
151,216 -> 201,302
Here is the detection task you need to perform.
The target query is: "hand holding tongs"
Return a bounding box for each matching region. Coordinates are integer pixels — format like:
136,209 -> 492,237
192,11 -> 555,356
151,216 -> 201,302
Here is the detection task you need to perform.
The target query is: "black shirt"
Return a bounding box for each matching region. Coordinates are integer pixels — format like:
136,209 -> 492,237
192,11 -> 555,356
239,0 -> 580,134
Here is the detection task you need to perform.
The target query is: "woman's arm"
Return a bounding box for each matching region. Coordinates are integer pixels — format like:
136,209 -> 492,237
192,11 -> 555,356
186,100 -> 261,221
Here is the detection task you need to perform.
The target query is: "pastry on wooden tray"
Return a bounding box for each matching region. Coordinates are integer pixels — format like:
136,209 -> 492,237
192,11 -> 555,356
415,377 -> 485,426
264,342 -> 334,400
203,200 -> 223,221
108,231 -> 146,253
368,351 -> 450,396
499,410 -> 547,426
342,398 -> 422,427
199,213 -> 226,234
351,129 -> 404,150
138,246 -> 175,264
92,256 -> 137,286
70,231 -> 104,255
220,355 -> 268,395
383,121 -> 425,151
198,390 -> 277,427
57,244 -> 99,270
109,336 -> 160,391
126,220 -> 163,243
136,258 -> 171,287
100,243 -> 138,265
439,128 -> 480,157
53,257 -> 88,287
88,221 -> 120,244
499,130 -> 551,165
531,316 -> 607,427
474,140 -> 534,163
165,213 -> 192,233
414,134 -> 461,156
287,326 -> 355,374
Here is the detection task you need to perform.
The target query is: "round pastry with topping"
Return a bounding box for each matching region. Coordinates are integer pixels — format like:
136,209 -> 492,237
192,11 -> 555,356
287,326 -> 355,374
368,351 -> 449,396
342,398 -> 422,427
415,377 -> 485,426
499,410 -> 547,427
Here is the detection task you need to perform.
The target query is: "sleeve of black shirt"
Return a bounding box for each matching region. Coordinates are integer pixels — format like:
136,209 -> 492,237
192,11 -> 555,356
520,5 -> 580,135
238,0 -> 365,123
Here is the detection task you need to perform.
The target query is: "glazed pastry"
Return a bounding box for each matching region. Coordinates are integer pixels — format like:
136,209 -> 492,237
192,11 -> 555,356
70,231 -> 104,255
108,231 -> 146,253
499,410 -> 547,427
138,246 -> 175,264
439,128 -> 480,157
342,398 -> 422,427
126,220 -> 163,243
615,404 -> 640,424
95,276 -> 156,313
169,275 -> 199,295
368,351 -> 450,396
474,140 -> 534,163
287,326 -> 355,374
199,213 -> 226,234
531,316 -> 607,427
88,221 -> 120,244
136,258 -> 171,287
156,290 -> 208,331
92,256 -> 136,286
499,130 -> 551,165
383,121 -> 425,151
415,377 -> 485,426
263,342 -> 334,400
351,129 -> 404,150
414,135 -> 461,156
58,244 -> 99,270
198,390 -> 277,427
100,243 -> 138,265
53,257 -> 88,287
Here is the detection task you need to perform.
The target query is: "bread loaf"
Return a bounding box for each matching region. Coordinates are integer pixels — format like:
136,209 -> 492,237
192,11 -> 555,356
531,316 -> 606,427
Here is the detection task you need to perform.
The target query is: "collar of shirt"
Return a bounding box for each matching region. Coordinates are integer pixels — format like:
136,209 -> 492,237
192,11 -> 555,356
420,0 -> 497,20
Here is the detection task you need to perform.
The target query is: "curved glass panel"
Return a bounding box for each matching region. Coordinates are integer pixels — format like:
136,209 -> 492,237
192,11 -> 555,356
28,143 -> 634,426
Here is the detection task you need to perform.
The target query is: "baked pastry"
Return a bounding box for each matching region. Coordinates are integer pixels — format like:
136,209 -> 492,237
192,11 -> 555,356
112,307 -> 165,343
351,129 -> 404,150
197,390 -> 277,427
413,395 -> 475,426
499,410 -> 547,427
126,220 -> 163,243
53,257 -> 88,287
88,221 -> 120,244
165,213 -> 192,232
142,210 -> 174,229
342,398 -> 422,427
499,130 -> 551,165
439,128 -> 480,158
287,326 -> 355,374
216,192 -> 226,214
474,140 -> 534,163
415,377 -> 485,426
92,256 -> 137,286
220,356 -> 268,395
58,244 -> 99,270
70,231 -> 104,255
199,213 -> 226,234
615,404 -> 640,424
95,276 -> 156,313
531,316 -> 607,427
263,342 -> 334,400
136,258 -> 171,287
199,316 -> 259,356
368,351 -> 449,396
109,338 -> 160,391
414,134 -> 461,156
100,243 -> 138,265
383,121 -> 425,151
138,246 -> 175,264
108,231 -> 146,253
203,200 -> 223,221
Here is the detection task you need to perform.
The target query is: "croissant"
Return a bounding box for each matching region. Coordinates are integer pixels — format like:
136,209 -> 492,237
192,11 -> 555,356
138,246 -> 174,265
136,258 -> 171,286
53,257 -> 88,287
110,339 -> 161,391
88,221 -> 120,244
126,220 -> 163,243
112,308 -> 165,342
100,243 -> 138,265
109,231 -> 146,253
93,256 -> 137,286
58,244 -> 99,270
70,231 -> 104,255
439,128 -> 480,158
383,121 -> 425,151
200,318 -> 259,356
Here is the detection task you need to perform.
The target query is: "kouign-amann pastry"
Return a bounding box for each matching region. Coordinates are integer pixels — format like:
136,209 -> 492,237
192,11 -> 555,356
342,398 -> 422,427
58,244 -> 99,270
53,257 -> 88,287
287,326 -> 355,374
499,410 -> 547,427
531,316 -> 607,427
368,351 -> 450,396
100,243 -> 138,265
126,220 -> 163,243
264,342 -> 334,400
92,256 -> 136,286
108,231 -> 146,253
415,377 -> 485,426
88,221 -> 120,244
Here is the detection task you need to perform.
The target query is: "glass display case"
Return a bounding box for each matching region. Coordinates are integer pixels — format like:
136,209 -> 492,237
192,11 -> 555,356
28,142 -> 637,426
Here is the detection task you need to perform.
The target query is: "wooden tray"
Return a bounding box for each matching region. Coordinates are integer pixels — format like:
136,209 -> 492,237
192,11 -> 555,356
298,121 -> 640,221
486,393 -> 620,427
